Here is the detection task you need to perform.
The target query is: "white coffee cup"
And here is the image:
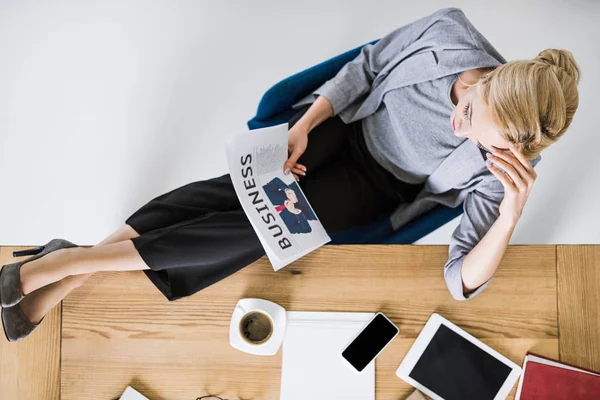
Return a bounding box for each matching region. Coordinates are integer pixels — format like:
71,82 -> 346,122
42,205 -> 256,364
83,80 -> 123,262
229,298 -> 286,356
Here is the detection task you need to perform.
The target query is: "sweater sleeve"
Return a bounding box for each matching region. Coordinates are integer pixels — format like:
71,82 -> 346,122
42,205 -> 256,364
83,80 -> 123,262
444,177 -> 503,301
443,154 -> 541,301
308,7 -> 464,117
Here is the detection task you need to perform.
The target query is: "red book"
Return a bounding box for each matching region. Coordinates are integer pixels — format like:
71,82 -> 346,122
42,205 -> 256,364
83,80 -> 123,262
515,353 -> 600,399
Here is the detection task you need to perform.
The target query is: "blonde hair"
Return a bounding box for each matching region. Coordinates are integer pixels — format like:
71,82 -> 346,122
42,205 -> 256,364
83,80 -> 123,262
476,49 -> 581,159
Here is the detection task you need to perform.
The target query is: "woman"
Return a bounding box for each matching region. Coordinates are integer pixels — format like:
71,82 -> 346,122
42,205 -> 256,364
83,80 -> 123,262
1,7 -> 580,341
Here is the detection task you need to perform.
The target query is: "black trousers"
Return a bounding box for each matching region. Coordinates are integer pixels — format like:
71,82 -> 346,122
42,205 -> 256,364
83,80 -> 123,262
125,105 -> 423,301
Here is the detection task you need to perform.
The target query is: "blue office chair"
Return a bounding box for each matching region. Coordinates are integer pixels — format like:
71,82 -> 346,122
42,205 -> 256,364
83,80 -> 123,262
247,40 -> 463,244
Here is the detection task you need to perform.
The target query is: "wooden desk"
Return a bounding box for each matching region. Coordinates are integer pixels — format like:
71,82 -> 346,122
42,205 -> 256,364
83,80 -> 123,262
2,245 -> 599,399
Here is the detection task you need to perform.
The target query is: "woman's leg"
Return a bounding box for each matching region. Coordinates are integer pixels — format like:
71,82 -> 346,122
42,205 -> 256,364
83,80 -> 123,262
18,225 -> 142,323
14,173 -> 259,306
19,235 -> 149,296
15,108 -> 378,308
299,153 -> 399,233
120,173 -> 265,301
17,173 -> 262,304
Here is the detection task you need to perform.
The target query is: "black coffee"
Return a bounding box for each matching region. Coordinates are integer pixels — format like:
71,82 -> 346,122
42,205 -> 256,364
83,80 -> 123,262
239,311 -> 273,344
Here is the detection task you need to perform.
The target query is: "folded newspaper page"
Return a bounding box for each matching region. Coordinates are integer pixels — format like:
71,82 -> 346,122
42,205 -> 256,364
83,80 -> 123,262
226,122 -> 330,271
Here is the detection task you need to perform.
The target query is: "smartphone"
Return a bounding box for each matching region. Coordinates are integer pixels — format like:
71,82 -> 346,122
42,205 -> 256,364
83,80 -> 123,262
341,312 -> 399,372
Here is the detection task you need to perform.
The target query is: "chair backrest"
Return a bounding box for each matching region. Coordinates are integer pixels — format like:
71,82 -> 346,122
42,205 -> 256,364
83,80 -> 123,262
247,39 -> 380,130
327,203 -> 464,245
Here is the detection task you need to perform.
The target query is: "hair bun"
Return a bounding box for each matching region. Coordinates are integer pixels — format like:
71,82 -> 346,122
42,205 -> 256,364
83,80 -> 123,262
535,48 -> 581,85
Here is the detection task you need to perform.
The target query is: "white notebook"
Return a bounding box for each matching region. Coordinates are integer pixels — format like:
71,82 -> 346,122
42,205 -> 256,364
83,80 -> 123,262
119,386 -> 150,400
280,311 -> 376,400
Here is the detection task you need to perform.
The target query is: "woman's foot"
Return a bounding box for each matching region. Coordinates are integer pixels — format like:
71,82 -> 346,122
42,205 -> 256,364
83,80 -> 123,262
2,273 -> 91,342
18,247 -> 77,298
2,304 -> 39,342
3,225 -> 141,342
0,239 -> 78,308
20,273 -> 90,323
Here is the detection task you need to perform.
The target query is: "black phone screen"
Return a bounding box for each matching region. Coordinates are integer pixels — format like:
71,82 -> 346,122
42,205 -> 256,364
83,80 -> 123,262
408,324 -> 512,400
342,314 -> 398,372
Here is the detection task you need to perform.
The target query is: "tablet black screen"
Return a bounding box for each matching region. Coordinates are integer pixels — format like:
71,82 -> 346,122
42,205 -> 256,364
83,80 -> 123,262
409,324 -> 512,400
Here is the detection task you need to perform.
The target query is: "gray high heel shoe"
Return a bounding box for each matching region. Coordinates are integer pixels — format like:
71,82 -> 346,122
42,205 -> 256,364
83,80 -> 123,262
0,239 -> 78,308
1,303 -> 41,342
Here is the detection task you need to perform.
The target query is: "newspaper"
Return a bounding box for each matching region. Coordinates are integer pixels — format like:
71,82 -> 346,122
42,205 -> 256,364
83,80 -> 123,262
226,122 -> 330,271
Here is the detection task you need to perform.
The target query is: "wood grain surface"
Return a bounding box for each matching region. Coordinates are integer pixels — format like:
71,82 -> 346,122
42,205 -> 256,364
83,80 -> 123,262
557,245 -> 600,373
0,247 -> 62,400
59,245 -> 558,400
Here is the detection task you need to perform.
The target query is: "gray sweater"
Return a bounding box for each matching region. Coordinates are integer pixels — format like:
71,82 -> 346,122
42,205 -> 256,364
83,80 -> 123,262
362,73 -> 466,184
291,7 -> 541,301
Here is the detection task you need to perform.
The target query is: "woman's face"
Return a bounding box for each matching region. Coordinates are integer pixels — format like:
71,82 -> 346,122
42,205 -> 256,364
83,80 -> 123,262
450,82 -> 512,153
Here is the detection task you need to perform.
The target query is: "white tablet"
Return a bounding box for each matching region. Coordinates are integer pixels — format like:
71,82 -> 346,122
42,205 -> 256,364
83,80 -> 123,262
396,313 -> 521,400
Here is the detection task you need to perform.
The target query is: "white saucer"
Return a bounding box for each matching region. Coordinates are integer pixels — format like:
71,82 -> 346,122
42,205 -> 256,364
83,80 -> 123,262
229,298 -> 287,356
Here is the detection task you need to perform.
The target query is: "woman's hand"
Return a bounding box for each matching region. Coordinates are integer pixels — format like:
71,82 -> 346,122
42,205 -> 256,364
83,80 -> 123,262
284,123 -> 309,181
485,143 -> 537,223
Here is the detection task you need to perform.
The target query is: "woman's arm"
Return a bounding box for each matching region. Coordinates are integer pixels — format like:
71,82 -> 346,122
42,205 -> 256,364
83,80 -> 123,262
460,213 -> 516,293
294,95 -> 334,134
284,95 -> 334,176
284,8 -> 465,176
460,143 -> 537,294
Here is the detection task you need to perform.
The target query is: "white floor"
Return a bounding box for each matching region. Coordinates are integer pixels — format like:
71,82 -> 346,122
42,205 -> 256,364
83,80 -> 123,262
1,0 -> 598,245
